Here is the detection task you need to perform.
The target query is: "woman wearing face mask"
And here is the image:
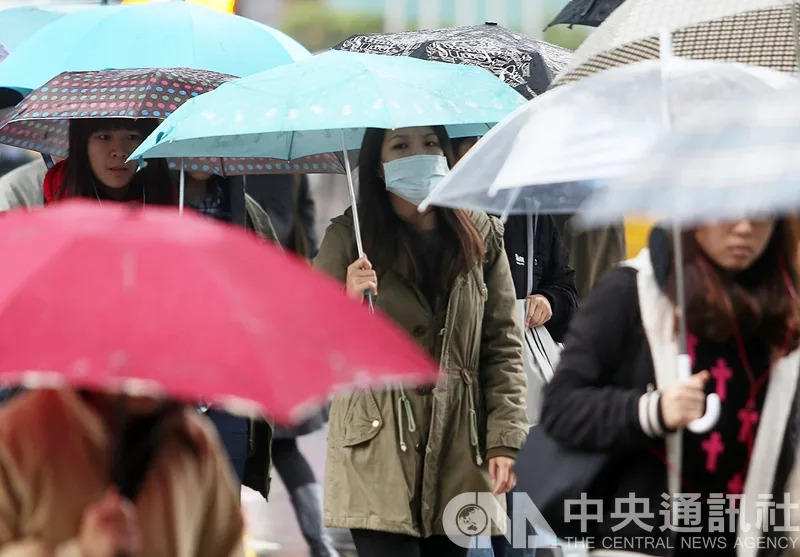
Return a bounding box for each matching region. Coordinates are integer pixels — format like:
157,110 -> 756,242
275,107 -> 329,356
314,126 -> 528,557
43,118 -> 176,205
539,218 -> 800,556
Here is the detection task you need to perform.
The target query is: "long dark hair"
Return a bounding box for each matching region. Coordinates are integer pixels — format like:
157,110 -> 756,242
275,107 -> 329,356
667,218 -> 800,354
358,126 -> 484,291
58,118 -> 176,205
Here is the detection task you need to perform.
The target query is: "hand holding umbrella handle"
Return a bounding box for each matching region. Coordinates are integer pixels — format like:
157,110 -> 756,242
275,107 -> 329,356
677,354 -> 721,434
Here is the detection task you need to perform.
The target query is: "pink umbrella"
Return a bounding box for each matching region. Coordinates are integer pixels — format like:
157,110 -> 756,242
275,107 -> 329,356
0,200 -> 436,423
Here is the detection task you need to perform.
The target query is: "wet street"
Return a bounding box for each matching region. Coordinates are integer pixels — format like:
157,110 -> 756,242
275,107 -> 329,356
242,426 -> 357,557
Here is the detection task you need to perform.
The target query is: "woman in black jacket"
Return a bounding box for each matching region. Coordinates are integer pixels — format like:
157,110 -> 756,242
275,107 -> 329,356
452,137 -> 578,344
542,219 -> 800,556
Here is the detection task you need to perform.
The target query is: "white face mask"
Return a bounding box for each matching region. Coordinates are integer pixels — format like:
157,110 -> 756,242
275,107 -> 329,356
382,154 -> 450,206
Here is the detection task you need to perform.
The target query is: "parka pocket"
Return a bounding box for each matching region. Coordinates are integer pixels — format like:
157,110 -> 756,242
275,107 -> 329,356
341,388 -> 384,447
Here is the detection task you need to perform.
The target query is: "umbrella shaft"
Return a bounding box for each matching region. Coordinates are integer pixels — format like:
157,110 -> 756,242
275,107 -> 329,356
672,224 -> 688,354
340,132 -> 364,257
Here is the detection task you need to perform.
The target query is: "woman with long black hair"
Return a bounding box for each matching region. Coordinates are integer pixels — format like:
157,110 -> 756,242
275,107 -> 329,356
315,125 -> 528,557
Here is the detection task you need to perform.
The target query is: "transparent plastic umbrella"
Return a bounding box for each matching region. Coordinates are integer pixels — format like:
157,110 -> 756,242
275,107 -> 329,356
420,55 -> 796,217
579,84 -> 800,227
579,82 -> 800,439
422,38 -> 797,436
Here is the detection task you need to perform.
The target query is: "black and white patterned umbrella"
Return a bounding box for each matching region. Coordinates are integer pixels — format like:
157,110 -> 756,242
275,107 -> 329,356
546,0 -> 626,29
555,0 -> 800,86
333,23 -> 571,100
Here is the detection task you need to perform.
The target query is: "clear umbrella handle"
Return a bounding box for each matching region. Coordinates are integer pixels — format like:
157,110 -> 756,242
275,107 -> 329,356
677,353 -> 721,434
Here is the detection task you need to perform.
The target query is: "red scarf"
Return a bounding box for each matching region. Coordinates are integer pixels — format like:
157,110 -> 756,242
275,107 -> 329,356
42,158 -> 69,203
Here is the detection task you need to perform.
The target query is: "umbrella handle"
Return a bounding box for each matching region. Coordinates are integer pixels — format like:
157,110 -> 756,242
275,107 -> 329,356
677,354 -> 721,434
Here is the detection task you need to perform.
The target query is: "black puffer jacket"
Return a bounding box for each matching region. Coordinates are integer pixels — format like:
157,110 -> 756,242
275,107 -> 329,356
503,214 -> 578,342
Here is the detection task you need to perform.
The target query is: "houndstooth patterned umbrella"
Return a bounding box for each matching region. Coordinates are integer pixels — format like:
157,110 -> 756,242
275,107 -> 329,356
334,23 -> 571,99
580,84 -> 800,225
555,0 -> 800,85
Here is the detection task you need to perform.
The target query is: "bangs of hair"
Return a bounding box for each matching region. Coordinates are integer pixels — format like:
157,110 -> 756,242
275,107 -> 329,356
73,117 -> 156,135
357,126 -> 484,290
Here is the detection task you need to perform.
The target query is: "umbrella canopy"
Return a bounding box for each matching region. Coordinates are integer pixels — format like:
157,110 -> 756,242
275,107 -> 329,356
554,0 -> 799,85
0,5 -> 95,53
0,68 -> 344,176
333,23 -> 571,99
419,57 -> 796,216
0,1 -> 310,98
1,68 -> 229,154
0,200 -> 437,423
0,4 -> 98,106
546,0 -> 626,29
581,85 -> 800,226
129,50 -> 527,161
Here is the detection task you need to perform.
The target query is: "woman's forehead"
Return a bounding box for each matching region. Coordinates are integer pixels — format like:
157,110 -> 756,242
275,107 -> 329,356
386,126 -> 437,139
91,126 -> 141,133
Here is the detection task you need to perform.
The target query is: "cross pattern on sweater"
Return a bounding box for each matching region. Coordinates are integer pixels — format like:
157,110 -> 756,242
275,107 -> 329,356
701,432 -> 724,473
737,407 -> 759,443
711,358 -> 733,401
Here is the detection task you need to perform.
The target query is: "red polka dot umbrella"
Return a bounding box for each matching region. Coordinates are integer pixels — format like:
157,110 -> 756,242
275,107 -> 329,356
0,68 -> 344,175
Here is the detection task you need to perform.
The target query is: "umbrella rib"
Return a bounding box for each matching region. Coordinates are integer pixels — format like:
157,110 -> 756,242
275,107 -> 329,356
287,128 -> 296,161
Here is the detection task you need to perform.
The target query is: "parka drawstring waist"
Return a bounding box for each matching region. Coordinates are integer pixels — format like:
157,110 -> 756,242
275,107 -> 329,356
394,376 -> 481,465
461,369 -> 483,466
397,385 -> 416,452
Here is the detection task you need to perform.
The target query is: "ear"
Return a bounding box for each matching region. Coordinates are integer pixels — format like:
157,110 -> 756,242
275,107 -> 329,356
377,161 -> 384,180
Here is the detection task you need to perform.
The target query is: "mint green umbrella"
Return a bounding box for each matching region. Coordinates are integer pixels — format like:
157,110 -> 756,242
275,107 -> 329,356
0,2 -> 310,98
130,50 -> 526,260
0,5 -> 95,54
131,50 -> 525,160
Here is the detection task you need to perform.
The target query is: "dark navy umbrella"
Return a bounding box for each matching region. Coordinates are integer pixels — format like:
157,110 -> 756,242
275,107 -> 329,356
333,23 -> 571,100
546,0 -> 625,29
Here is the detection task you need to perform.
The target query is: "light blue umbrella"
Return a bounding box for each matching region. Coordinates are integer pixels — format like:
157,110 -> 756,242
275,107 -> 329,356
130,50 -> 526,161
0,5 -> 96,54
0,2 -> 310,97
130,49 -> 526,262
